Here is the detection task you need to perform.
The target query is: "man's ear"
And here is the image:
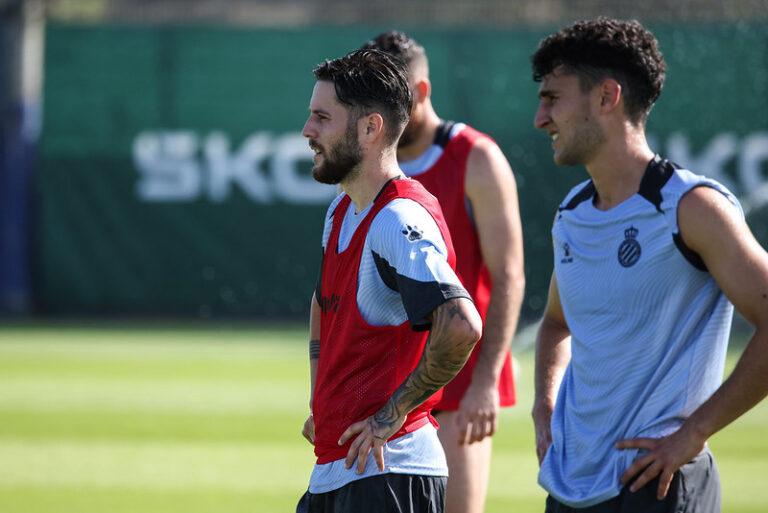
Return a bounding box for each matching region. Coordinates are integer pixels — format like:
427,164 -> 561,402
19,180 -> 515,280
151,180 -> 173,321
598,79 -> 622,113
413,78 -> 431,104
361,112 -> 385,142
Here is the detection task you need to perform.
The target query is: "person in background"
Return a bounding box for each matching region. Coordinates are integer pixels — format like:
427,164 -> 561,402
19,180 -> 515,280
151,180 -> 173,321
363,31 -> 525,513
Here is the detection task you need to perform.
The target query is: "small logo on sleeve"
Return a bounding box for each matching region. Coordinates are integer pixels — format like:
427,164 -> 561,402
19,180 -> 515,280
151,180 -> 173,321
401,224 -> 423,241
618,226 -> 642,268
561,242 -> 573,264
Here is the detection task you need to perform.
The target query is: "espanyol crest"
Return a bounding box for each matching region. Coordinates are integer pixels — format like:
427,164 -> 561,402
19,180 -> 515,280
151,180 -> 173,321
618,226 -> 641,268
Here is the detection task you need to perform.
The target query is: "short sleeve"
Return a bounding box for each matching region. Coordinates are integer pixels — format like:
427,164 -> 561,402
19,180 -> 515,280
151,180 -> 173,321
368,198 -> 471,330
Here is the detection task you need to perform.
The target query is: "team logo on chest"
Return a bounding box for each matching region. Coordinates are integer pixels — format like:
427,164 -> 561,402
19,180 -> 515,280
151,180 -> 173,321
618,226 -> 641,268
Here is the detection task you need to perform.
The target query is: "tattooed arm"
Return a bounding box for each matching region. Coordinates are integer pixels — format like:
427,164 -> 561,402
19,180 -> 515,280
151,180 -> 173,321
301,293 -> 322,445
338,296 -> 482,473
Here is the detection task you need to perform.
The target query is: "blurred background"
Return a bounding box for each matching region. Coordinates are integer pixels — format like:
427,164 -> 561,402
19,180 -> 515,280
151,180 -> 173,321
2,0 -> 767,323
0,1 -> 767,512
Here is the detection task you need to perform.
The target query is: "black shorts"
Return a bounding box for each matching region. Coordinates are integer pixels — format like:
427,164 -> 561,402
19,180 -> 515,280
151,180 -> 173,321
545,449 -> 720,513
296,473 -> 446,513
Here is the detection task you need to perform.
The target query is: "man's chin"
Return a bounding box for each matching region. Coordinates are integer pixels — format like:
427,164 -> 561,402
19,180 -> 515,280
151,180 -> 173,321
312,172 -> 338,185
553,151 -> 579,167
312,167 -> 343,185
556,157 -> 588,168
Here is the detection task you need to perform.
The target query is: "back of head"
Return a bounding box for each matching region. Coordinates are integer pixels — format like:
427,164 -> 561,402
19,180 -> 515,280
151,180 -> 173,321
362,30 -> 429,80
531,17 -> 666,125
313,48 -> 412,145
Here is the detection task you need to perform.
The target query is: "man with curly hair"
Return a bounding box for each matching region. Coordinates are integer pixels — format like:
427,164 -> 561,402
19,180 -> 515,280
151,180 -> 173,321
531,17 -> 768,512
362,30 -> 526,513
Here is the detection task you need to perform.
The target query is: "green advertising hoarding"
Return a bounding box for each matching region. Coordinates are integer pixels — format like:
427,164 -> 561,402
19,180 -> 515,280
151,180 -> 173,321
36,24 -> 768,320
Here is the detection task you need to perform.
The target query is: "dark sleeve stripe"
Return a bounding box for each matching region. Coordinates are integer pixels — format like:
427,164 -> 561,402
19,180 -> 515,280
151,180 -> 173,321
397,275 -> 472,332
433,120 -> 456,148
638,155 -> 677,213
670,182 -> 733,273
372,250 -> 399,292
558,181 -> 596,212
372,250 -> 472,330
672,233 -> 708,272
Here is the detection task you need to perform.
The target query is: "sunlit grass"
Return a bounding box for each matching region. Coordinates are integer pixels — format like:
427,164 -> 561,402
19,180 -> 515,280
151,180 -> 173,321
0,324 -> 764,512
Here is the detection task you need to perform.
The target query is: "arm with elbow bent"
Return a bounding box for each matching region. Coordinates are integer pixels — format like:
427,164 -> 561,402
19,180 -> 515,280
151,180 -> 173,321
618,186 -> 768,499
338,296 -> 483,473
532,273 -> 572,465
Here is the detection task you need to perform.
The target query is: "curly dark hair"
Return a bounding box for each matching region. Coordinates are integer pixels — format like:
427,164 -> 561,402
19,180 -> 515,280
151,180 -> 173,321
361,30 -> 427,72
531,17 -> 666,124
313,48 -> 412,144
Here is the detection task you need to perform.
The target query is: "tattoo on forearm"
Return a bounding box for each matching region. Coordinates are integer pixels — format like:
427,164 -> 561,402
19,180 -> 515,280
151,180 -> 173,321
309,339 -> 320,360
374,301 -> 476,430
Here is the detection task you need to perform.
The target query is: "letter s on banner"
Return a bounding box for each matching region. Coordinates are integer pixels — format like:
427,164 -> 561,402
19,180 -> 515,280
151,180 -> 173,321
134,131 -> 202,202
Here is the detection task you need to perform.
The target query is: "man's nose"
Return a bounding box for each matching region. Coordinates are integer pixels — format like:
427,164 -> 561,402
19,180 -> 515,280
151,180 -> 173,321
534,104 -> 550,130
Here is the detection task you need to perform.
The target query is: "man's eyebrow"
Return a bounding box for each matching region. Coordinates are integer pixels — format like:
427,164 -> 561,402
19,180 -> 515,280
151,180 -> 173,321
310,108 -> 331,116
538,88 -> 556,99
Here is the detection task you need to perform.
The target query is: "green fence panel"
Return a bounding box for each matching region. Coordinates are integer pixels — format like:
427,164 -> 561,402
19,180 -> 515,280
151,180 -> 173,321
36,24 -> 768,320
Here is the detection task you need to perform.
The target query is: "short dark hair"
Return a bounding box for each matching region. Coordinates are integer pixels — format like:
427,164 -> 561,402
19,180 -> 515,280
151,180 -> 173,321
362,30 -> 427,73
531,17 -> 666,124
313,49 -> 412,144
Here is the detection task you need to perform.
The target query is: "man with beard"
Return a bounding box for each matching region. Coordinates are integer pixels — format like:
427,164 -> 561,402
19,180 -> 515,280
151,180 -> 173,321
363,31 -> 525,513
532,18 -> 768,512
296,48 -> 483,513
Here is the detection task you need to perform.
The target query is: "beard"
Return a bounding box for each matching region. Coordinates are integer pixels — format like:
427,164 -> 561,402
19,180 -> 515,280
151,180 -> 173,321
311,122 -> 363,185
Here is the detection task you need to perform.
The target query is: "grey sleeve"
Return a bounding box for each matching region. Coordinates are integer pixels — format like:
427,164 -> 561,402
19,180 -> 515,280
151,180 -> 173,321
368,199 -> 471,331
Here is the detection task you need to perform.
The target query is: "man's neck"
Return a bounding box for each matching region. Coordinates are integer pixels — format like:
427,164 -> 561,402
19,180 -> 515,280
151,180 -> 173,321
585,129 -> 656,211
342,152 -> 404,213
397,106 -> 442,162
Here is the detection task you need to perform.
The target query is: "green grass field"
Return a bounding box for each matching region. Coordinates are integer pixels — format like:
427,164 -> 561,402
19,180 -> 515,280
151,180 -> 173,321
0,323 -> 765,513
